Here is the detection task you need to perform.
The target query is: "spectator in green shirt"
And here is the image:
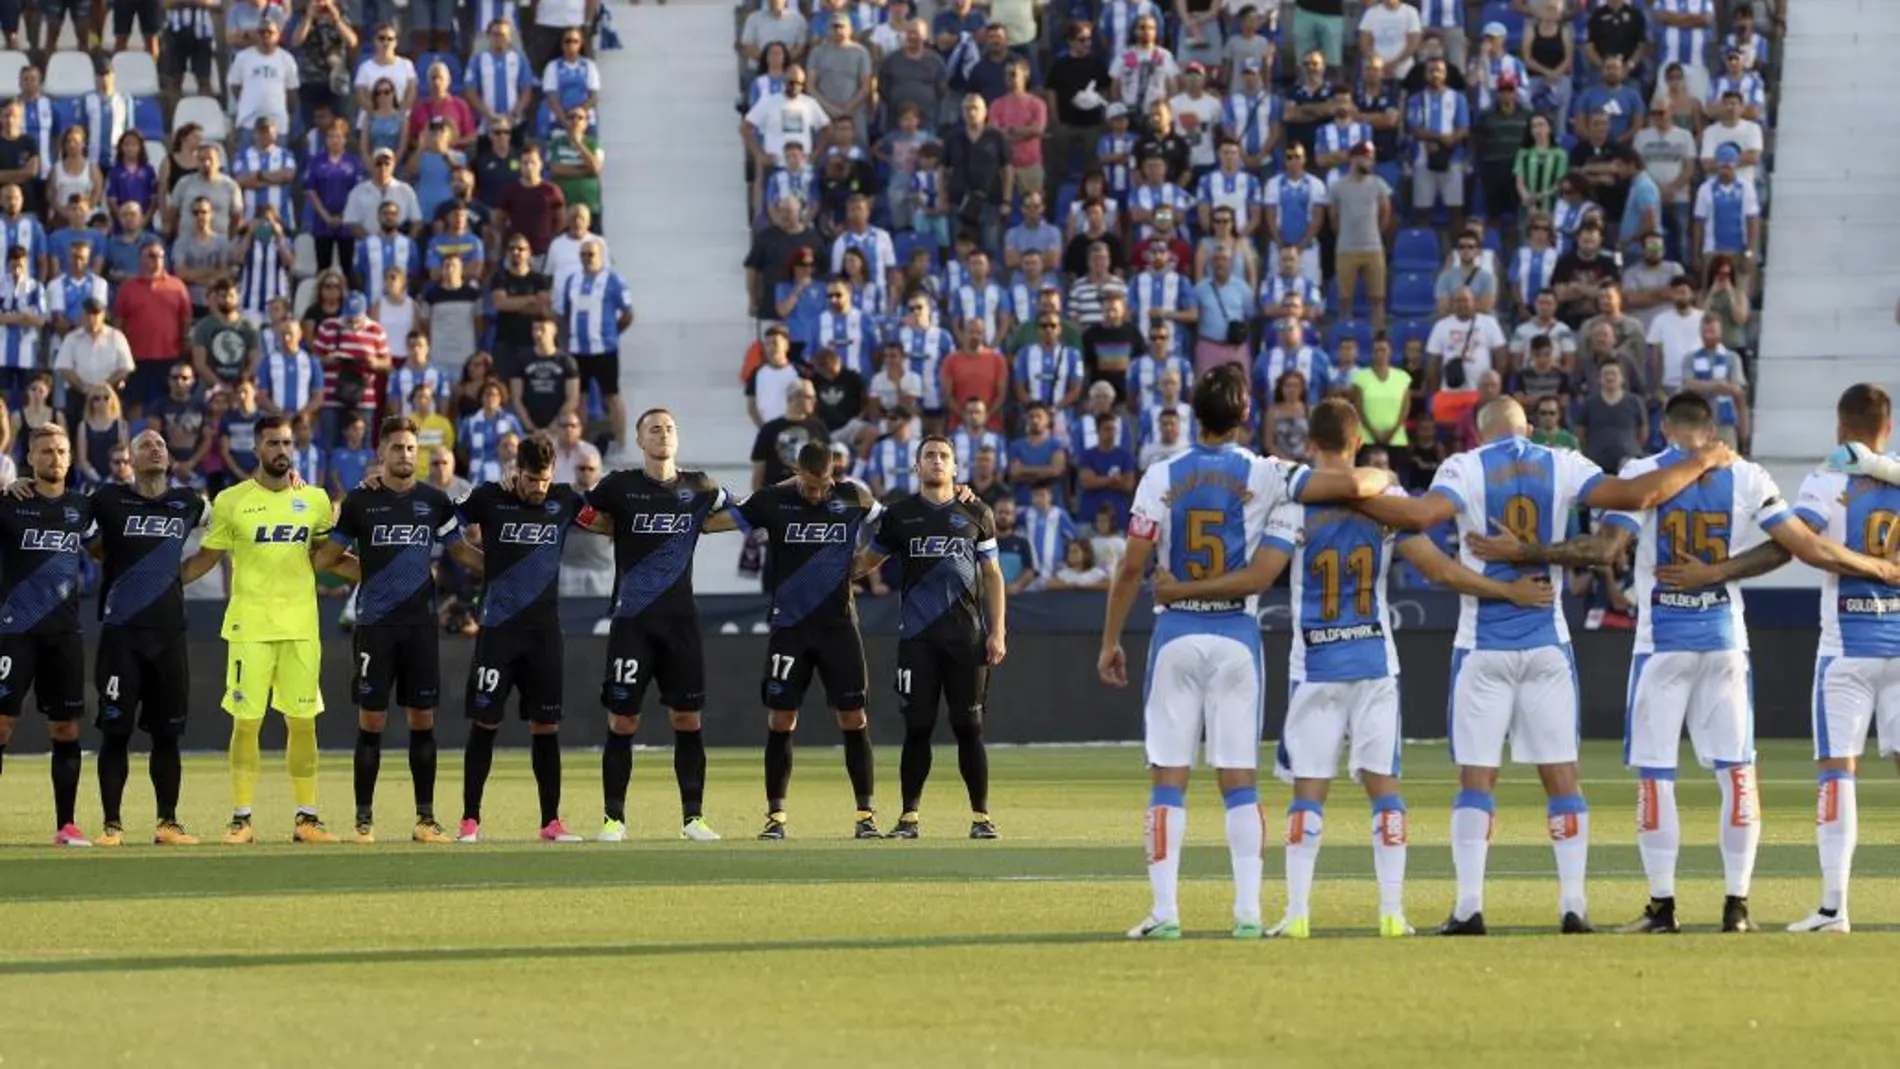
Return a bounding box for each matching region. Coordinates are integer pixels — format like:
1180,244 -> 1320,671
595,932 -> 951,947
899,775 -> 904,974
1529,393 -> 1580,451
1513,113 -> 1568,218
548,110 -> 605,226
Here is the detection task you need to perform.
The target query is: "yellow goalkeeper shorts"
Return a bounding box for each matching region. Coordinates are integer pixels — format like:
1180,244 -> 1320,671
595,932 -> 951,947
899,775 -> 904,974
223,639 -> 326,721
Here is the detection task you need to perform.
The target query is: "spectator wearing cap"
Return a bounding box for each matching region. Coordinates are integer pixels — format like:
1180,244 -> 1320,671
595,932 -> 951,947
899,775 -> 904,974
1469,22 -> 1529,114
303,118 -> 366,275
1705,46 -> 1767,124
1584,0 -> 1648,77
1326,140 -> 1390,331
1043,20 -> 1107,193
1357,0 -> 1421,81
56,297 -> 131,425
1259,141 -> 1327,287
1191,246 -> 1253,376
1692,144 -> 1759,284
1219,57 -> 1280,175
494,143 -> 567,260
747,326 -> 805,426
1699,91 -> 1763,191
311,292 -> 394,445
345,147 -> 423,239
1473,70 -> 1530,223
466,20 -> 538,137
1168,64 -> 1221,180
1405,57 -> 1469,232
355,199 -> 419,306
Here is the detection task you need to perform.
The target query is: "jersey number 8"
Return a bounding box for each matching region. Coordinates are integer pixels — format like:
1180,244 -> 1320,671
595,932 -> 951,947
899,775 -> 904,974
1501,495 -> 1540,544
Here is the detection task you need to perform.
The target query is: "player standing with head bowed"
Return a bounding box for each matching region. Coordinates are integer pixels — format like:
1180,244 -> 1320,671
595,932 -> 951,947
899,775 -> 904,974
454,432 -> 605,843
1469,392 -> 1900,935
1356,394 -> 1740,935
585,408 -> 740,843
1649,384 -> 1900,934
322,417 -> 486,844
1099,365 -> 1397,941
855,434 -> 1009,840
1151,398 -> 1554,938
729,440 -> 886,841
182,414 -> 357,844
89,429 -> 208,846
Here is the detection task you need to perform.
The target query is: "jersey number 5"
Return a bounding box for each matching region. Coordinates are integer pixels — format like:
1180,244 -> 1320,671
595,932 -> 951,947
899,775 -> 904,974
1185,509 -> 1227,579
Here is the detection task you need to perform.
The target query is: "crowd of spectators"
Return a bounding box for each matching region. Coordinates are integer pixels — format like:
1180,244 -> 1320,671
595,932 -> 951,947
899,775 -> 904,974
0,0 -> 630,514
737,0 -> 1780,596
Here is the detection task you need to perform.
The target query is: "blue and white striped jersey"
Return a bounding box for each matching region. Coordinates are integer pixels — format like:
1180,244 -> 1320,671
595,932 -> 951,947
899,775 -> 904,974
1012,342 -> 1082,407
1655,0 -> 1714,69
19,96 -> 55,180
234,144 -> 298,228
555,268 -> 632,356
355,233 -> 418,306
291,442 -> 324,488
1096,131 -> 1138,196
1130,443 -> 1301,618
1259,172 -> 1329,245
239,232 -> 291,316
0,216 -> 47,270
0,274 -> 45,370
867,435 -> 921,497
78,92 -> 134,168
1258,272 -> 1323,317
466,49 -> 535,130
1405,89 -> 1469,169
1020,502 -> 1075,579
1126,352 -> 1193,415
831,226 -> 897,282
1195,168 -> 1260,223
1603,449 -> 1789,655
816,307 -> 878,376
895,324 -> 953,410
1314,119 -> 1372,181
1129,182 -> 1193,240
950,427 -> 1006,475
949,280 -> 1006,345
256,345 -> 324,415
1429,436 -> 1605,651
1220,90 -> 1279,158
1800,467 -> 1900,658
1130,270 -> 1191,343
47,271 -> 107,329
389,363 -> 448,415
1285,484 -> 1412,683
1693,177 -> 1758,254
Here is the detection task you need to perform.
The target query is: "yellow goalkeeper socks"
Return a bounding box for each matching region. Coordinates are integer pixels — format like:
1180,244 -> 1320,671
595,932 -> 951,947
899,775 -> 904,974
287,717 -> 319,811
230,718 -> 263,813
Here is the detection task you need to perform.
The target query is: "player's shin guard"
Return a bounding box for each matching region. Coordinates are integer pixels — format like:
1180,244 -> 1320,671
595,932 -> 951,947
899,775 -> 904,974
1371,795 -> 1408,918
1717,763 -> 1760,899
229,717 -> 263,814
149,730 -> 181,823
899,721 -> 933,814
530,733 -> 562,827
286,717 -> 320,812
841,727 -> 875,812
602,730 -> 634,823
764,729 -> 794,813
408,727 -> 436,819
353,728 -> 382,821
1282,798 -> 1322,920
951,716 -> 988,815
51,738 -> 81,829
1222,786 -> 1264,926
1635,771 -> 1680,900
674,728 -> 706,819
1145,785 -> 1186,924
463,726 -> 497,821
1816,769 -> 1857,913
1547,794 -> 1589,917
1449,789 -> 1495,921
98,732 -> 131,825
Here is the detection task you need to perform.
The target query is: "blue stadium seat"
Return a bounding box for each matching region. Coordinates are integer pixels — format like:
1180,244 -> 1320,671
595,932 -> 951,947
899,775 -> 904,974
1391,227 -> 1441,272
1325,278 -> 1371,321
893,229 -> 937,268
1327,318 -> 1372,362
1389,272 -> 1436,319
1482,228 -> 1504,258
1375,161 -> 1402,192
1053,181 -> 1079,227
1389,316 -> 1434,354
133,96 -> 164,141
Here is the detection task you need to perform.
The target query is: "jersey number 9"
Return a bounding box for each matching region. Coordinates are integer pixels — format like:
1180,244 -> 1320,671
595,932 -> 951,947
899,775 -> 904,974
1185,508 -> 1227,579
1864,510 -> 1900,557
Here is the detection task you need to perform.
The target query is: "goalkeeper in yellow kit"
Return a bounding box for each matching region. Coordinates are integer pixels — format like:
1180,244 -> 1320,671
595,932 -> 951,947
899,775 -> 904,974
183,414 -> 358,844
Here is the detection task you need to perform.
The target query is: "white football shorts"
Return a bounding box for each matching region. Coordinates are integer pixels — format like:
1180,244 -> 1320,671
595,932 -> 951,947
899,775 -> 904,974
1448,644 -> 1579,768
1624,649 -> 1754,771
1276,676 -> 1401,784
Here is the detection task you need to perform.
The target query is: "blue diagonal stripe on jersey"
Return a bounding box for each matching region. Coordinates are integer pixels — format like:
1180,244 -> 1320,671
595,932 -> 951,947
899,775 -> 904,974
614,525 -> 696,619
1,555 -> 79,633
900,553 -> 977,638
481,544 -> 562,627
358,546 -> 436,626
102,541 -> 182,624
771,540 -> 854,628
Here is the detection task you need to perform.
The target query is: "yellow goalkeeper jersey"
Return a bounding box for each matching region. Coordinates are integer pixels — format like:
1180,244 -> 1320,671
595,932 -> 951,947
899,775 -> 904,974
201,479 -> 335,643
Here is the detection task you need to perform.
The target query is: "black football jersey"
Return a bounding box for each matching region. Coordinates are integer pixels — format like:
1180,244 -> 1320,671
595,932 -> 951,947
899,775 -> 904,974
870,494 -> 997,645
458,481 -> 587,631
332,483 -> 463,627
0,490 -> 94,635
735,479 -> 881,630
583,468 -> 732,620
90,483 -> 207,631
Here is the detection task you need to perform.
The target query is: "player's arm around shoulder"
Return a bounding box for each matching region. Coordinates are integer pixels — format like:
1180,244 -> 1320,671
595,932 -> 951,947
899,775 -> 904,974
1586,440 -> 1735,511
1396,533 -> 1555,607
182,483 -> 238,583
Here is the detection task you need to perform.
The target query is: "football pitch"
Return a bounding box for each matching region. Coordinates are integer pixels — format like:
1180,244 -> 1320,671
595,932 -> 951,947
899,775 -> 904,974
0,739 -> 1895,1068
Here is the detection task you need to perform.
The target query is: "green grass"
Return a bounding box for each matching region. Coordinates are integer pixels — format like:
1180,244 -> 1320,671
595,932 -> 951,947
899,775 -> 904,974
0,739 -> 1895,1068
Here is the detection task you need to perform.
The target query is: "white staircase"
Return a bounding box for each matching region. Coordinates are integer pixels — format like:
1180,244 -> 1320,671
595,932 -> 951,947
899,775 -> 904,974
597,0 -> 759,591
1752,0 -> 1900,464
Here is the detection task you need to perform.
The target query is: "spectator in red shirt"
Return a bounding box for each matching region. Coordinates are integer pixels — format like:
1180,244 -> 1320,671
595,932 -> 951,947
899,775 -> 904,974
939,325 -> 1010,430
310,293 -> 394,446
988,59 -> 1047,205
113,243 -> 193,420
407,62 -> 480,152
494,142 -> 567,260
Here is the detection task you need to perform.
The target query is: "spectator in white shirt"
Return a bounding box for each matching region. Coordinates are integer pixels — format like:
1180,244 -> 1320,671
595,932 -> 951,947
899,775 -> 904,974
748,326 -> 808,426
1644,274 -> 1704,395
1697,91 -> 1763,189
230,21 -> 301,151
1425,287 -> 1507,392
54,297 -> 134,406
1357,0 -> 1422,81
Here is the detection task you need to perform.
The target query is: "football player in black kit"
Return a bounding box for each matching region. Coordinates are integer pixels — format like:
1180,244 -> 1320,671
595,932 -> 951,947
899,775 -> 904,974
321,417 -> 486,844
90,429 -> 208,846
584,408 -> 739,842
0,426 -> 96,845
731,440 -> 886,840
857,436 -> 1008,839
455,433 -> 602,844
